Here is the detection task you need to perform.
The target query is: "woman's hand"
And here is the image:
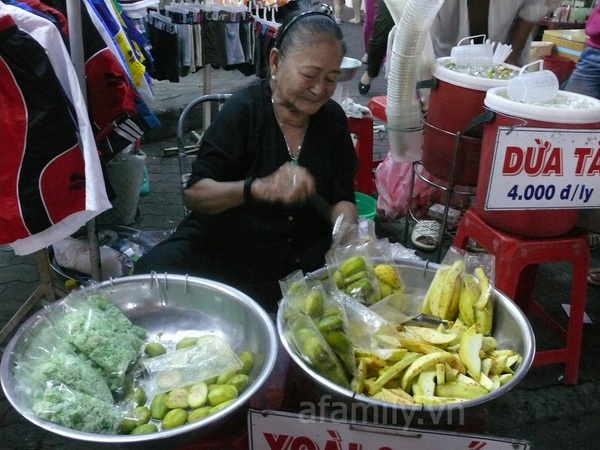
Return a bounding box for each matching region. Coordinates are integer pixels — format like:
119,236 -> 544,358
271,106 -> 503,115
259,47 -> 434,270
253,162 -> 316,207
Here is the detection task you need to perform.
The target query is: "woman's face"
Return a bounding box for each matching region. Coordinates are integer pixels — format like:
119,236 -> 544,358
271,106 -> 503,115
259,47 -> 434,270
271,38 -> 344,115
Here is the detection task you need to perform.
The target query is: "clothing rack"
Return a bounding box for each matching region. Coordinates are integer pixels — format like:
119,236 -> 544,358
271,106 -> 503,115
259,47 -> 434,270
0,0 -> 101,347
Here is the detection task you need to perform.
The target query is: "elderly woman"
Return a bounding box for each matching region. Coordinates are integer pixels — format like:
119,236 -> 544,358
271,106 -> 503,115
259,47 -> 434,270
134,12 -> 359,312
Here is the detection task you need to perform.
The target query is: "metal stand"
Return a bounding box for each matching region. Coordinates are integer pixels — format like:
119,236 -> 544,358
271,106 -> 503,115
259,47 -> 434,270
403,122 -> 476,262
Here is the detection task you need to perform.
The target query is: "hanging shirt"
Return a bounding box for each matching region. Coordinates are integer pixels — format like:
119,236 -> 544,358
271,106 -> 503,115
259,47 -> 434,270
0,5 -> 111,255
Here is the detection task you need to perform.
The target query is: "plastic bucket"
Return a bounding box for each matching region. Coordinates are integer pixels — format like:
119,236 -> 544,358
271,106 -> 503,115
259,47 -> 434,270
355,191 -> 376,220
475,87 -> 600,237
422,57 -> 518,186
542,54 -> 576,85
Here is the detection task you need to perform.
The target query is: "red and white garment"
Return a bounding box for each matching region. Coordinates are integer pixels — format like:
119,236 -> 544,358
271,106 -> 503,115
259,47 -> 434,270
0,3 -> 111,256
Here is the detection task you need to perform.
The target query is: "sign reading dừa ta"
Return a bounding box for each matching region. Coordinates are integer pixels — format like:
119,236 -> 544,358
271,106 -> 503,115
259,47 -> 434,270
485,127 -> 600,210
248,409 -> 530,450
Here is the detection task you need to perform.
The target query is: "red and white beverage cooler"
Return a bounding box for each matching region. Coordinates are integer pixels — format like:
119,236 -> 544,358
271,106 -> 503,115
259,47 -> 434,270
475,87 -> 600,237
421,57 -> 518,186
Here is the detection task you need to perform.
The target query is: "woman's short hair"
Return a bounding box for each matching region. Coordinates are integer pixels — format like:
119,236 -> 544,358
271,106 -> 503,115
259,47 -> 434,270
274,11 -> 347,57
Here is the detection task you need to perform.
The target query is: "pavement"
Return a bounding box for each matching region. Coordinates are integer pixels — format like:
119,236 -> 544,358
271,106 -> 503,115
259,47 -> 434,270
2,7 -> 600,449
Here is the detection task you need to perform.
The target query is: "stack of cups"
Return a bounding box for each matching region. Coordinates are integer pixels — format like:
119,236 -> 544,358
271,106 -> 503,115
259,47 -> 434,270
384,0 -> 446,162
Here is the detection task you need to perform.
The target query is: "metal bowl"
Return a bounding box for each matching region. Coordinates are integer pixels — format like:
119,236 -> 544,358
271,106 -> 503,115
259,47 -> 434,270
1,274 -> 278,448
338,57 -> 362,82
277,259 -> 535,423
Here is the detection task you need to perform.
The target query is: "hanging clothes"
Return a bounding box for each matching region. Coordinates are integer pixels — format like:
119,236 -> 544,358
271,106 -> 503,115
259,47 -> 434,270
0,4 -> 111,255
147,11 -> 180,81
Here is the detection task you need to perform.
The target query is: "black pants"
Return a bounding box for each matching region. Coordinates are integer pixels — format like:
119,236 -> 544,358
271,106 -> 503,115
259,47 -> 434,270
365,0 -> 394,79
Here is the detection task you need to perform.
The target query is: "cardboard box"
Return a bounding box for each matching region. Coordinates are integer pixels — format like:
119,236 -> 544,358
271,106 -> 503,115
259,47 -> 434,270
542,29 -> 588,62
530,41 -> 555,65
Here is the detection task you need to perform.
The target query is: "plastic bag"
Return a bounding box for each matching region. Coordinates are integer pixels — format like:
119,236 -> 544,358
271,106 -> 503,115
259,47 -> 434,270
333,289 -> 401,360
52,236 -> 128,280
33,383 -> 122,434
460,252 -> 495,336
13,326 -> 114,405
279,272 -> 357,376
374,153 -> 443,220
326,244 -> 380,305
283,309 -> 350,389
140,334 -> 243,398
421,246 -> 466,321
97,146 -> 147,226
420,246 -> 496,335
331,216 -> 376,249
51,291 -> 144,390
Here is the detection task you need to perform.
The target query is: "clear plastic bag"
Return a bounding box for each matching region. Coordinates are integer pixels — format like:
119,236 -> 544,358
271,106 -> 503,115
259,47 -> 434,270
283,310 -> 350,389
326,244 -> 380,305
140,334 -> 243,398
279,272 -> 357,376
51,292 -> 143,390
334,289 -> 401,360
460,252 -> 496,336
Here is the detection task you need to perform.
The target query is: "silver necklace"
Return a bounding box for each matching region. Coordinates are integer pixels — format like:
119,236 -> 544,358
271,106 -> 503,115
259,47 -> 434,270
271,98 -> 309,165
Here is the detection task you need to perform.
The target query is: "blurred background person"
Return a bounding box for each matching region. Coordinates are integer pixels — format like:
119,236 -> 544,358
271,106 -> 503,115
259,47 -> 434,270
357,0 -> 393,94
563,1 -> 600,286
430,0 -> 547,67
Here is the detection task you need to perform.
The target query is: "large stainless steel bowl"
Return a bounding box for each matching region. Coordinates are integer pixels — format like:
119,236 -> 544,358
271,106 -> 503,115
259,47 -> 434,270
277,259 -> 535,424
1,274 -> 278,448
338,57 -> 362,82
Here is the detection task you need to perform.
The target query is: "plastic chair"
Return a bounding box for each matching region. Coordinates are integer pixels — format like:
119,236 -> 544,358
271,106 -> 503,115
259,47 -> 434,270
453,208 -> 589,385
347,114 -> 378,195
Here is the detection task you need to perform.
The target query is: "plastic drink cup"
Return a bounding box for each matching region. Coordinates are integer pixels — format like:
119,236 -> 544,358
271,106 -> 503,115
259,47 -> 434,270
507,69 -> 559,103
450,43 -> 494,66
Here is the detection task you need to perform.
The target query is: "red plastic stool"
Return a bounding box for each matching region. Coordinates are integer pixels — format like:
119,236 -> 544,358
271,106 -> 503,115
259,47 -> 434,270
368,96 -> 387,122
453,208 -> 589,385
347,114 -> 376,195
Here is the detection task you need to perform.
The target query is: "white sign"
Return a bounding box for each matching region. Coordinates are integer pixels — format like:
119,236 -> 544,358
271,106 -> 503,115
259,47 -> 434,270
484,127 -> 600,210
248,409 -> 530,450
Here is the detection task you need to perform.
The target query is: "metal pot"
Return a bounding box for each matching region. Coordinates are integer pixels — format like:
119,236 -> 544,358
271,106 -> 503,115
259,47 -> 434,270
1,274 -> 278,448
277,258 -> 536,425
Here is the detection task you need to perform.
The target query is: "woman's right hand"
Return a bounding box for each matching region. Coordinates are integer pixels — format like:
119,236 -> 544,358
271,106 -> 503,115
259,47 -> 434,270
253,162 -> 316,207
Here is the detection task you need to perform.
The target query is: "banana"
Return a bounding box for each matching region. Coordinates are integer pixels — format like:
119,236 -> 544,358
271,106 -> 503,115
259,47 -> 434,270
400,351 -> 464,392
434,381 -> 489,399
377,278 -> 394,298
437,260 -> 464,320
331,270 -> 345,289
473,267 -> 493,336
304,290 -> 324,318
475,307 -> 493,336
317,315 -> 344,333
345,277 -> 372,297
373,264 -> 403,291
458,326 -> 483,381
458,274 -> 479,326
413,395 -> 469,405
323,330 -> 355,374
350,357 -> 367,393
422,266 -> 448,316
344,270 -> 371,285
473,267 -> 491,309
369,352 -> 420,396
340,256 -> 367,277
399,336 -> 447,355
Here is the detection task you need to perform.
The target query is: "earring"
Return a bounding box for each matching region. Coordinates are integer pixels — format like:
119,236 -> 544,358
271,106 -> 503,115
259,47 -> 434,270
271,74 -> 276,80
